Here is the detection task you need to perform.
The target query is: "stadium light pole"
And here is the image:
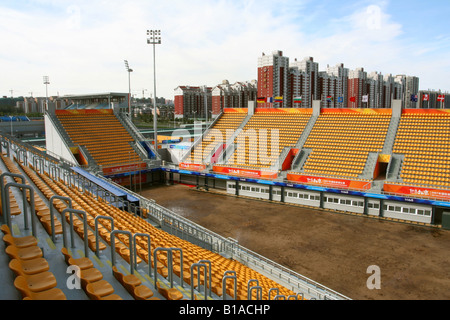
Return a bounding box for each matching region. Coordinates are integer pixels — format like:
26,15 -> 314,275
43,76 -> 50,111
146,29 -> 161,152
124,60 -> 133,118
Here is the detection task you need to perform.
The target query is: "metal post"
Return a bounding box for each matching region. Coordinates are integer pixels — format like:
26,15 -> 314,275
146,29 -> 161,152
4,182 -> 36,237
94,215 -> 114,257
110,229 -> 134,274
49,195 -> 72,243
61,208 -> 89,258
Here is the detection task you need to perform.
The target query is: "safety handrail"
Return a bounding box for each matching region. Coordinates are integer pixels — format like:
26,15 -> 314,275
268,288 -> 279,300
17,148 -> 27,166
153,247 -> 183,289
190,263 -> 208,300
198,259 -> 212,298
49,195 -> 72,243
3,182 -> 36,237
171,248 -> 183,288
61,208 -> 89,258
0,172 -> 25,225
110,229 -> 134,274
132,232 -> 152,278
222,270 -> 237,300
94,215 -> 114,257
32,155 -> 44,174
154,247 -> 173,289
1,139 -> 10,156
248,285 -> 262,300
247,279 -> 262,300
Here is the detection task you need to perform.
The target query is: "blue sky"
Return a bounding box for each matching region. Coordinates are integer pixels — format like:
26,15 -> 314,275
1,0 -> 449,100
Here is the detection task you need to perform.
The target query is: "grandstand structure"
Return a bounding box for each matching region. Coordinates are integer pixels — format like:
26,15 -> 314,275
2,95 -> 450,301
171,101 -> 450,228
0,102 -> 348,301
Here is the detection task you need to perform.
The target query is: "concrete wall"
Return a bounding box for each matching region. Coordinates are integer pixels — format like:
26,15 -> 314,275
44,114 -> 77,165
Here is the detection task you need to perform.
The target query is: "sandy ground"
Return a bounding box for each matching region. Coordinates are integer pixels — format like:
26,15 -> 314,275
140,183 -> 450,300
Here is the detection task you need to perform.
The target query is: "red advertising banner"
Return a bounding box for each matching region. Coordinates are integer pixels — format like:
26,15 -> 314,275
179,163 -> 206,171
213,166 -> 278,179
383,183 -> 450,201
286,173 -> 372,190
102,162 -> 147,175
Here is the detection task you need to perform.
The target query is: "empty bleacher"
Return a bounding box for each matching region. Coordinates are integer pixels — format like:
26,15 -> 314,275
55,110 -> 144,169
301,110 -> 391,178
187,111 -> 247,164
1,148 -> 300,300
393,111 -> 450,188
225,109 -> 311,170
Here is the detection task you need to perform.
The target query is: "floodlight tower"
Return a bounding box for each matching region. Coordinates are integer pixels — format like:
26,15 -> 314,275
124,60 -> 133,118
146,29 -> 161,152
43,76 -> 50,110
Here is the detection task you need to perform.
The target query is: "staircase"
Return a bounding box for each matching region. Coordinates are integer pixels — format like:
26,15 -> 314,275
290,148 -> 313,172
382,116 -> 400,154
386,154 -> 405,182
359,152 -> 380,180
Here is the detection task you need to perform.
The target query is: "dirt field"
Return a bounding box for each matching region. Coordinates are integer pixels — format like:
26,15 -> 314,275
140,183 -> 450,300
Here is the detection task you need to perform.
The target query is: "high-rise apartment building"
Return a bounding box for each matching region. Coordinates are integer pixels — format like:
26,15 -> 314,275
289,56 -> 319,108
175,50 -> 424,111
257,50 -> 289,108
211,80 -> 257,116
348,68 -> 367,108
174,85 -> 212,119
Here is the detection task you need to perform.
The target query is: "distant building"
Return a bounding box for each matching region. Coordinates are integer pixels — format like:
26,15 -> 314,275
174,85 -> 212,120
418,90 -> 450,109
211,80 -> 257,116
174,50 -> 439,110
257,50 -> 290,108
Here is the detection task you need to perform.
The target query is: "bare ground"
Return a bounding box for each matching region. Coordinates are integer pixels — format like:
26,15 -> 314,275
140,183 -> 450,300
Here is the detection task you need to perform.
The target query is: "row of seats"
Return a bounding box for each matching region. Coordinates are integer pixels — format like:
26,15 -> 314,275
56,112 -> 144,168
302,112 -> 391,179
5,155 -> 175,300
188,112 -> 247,164
14,155 -> 296,299
2,156 -> 64,237
1,225 -> 67,300
393,112 -> 450,188
226,111 -> 311,169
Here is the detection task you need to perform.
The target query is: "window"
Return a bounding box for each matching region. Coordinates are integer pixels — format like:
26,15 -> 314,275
358,201 -> 364,207
417,209 -> 424,216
